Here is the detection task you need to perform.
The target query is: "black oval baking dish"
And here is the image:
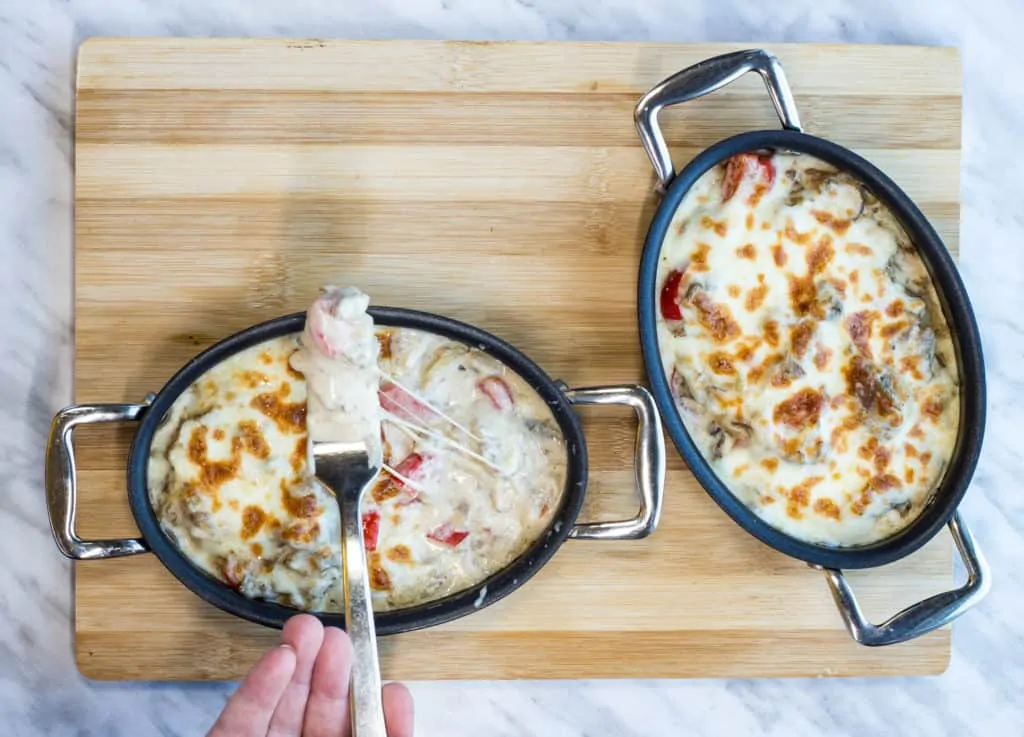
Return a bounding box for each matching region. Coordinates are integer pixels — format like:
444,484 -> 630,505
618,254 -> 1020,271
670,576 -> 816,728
634,49 -> 989,645
46,307 -> 665,635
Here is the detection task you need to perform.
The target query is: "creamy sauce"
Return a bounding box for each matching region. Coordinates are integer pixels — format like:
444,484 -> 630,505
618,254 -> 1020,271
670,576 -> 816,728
655,152 -> 960,546
369,327 -> 567,608
148,315 -> 567,612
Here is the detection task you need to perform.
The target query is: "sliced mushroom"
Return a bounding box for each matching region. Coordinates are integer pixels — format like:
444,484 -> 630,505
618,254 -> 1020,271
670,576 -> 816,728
818,172 -> 865,219
857,184 -> 881,219
708,422 -> 726,461
879,370 -> 899,401
817,280 -> 845,319
890,500 -> 913,518
421,344 -> 472,386
785,175 -> 805,206
684,281 -> 705,303
523,417 -> 561,441
726,420 -> 755,448
770,357 -> 806,388
670,368 -> 695,401
884,253 -> 905,285
800,167 -> 836,194
851,185 -> 867,220
907,325 -> 938,378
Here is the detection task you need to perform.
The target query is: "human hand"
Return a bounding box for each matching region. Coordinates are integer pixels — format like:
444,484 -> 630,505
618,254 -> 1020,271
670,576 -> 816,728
206,614 -> 414,737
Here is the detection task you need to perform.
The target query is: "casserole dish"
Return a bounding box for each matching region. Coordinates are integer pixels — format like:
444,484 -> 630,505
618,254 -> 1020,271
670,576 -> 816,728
47,307 -> 665,634
634,49 -> 989,645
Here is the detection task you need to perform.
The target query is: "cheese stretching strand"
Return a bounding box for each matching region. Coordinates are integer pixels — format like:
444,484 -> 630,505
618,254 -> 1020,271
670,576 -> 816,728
378,371 -> 484,444
655,152 -> 960,547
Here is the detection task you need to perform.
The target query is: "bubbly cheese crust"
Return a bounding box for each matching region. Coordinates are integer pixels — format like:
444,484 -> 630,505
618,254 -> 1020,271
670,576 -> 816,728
148,328 -> 566,612
656,152 -> 960,547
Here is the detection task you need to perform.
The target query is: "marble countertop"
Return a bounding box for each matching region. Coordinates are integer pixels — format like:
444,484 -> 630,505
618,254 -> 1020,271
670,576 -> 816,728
2,1 -> 1022,735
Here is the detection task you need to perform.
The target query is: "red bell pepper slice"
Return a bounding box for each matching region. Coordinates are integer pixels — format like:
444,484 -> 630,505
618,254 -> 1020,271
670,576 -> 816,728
477,376 -> 514,410
427,522 -> 469,547
362,509 -> 381,552
660,269 -> 686,321
391,452 -> 433,504
394,452 -> 427,482
722,153 -> 776,201
379,381 -> 435,423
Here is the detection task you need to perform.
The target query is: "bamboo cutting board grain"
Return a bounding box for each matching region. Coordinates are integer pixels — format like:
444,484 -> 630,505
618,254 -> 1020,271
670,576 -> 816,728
72,39 -> 963,680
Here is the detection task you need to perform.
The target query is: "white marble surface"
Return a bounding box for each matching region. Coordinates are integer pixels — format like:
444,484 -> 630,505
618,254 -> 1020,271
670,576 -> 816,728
2,0 -> 1022,734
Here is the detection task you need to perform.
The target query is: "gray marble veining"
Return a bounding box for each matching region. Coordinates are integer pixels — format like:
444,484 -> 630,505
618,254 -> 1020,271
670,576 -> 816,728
2,0 -> 1022,735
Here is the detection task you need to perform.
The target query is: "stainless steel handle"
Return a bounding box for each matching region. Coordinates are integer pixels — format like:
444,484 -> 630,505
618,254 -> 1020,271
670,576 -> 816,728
634,48 -> 802,191
820,513 -> 990,646
338,493 -> 387,737
564,385 -> 665,540
46,403 -> 150,560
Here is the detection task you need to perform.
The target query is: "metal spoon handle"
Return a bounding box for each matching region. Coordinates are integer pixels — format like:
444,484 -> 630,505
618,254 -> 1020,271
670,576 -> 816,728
339,493 -> 387,737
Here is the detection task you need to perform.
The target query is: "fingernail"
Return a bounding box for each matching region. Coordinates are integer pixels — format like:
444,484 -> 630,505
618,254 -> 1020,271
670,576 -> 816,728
279,643 -> 295,653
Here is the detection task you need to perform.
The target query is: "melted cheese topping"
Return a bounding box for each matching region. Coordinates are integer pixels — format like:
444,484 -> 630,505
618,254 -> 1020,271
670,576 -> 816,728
290,286 -> 383,465
148,325 -> 566,612
656,152 -> 960,546
147,335 -> 335,609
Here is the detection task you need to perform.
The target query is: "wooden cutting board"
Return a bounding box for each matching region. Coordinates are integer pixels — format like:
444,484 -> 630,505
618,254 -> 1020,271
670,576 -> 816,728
72,39 -> 963,681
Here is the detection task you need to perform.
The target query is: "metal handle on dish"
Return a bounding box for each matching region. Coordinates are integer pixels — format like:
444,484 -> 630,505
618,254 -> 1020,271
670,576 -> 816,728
564,385 -> 665,540
634,48 -> 803,191
819,513 -> 990,646
46,403 -> 150,560
338,491 -> 387,737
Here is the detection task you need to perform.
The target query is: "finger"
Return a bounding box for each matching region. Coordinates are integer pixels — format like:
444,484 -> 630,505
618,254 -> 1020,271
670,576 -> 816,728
302,626 -> 353,737
382,683 -> 415,737
207,644 -> 297,737
268,614 -> 326,737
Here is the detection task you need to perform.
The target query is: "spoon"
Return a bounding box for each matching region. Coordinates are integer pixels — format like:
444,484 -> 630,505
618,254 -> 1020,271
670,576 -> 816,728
311,438 -> 386,737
